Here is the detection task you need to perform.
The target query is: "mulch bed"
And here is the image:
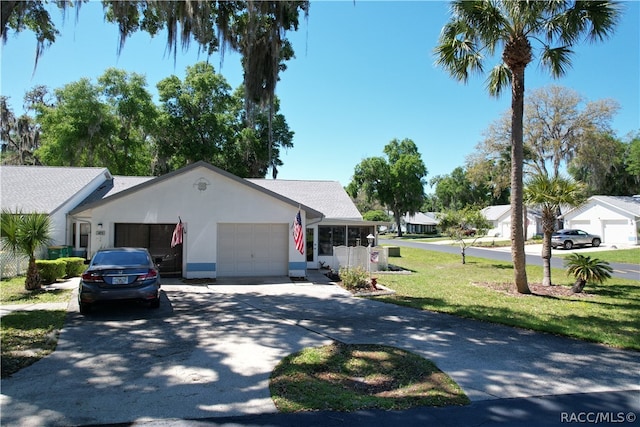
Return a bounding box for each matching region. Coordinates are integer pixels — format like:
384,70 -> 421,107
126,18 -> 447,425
472,282 -> 592,298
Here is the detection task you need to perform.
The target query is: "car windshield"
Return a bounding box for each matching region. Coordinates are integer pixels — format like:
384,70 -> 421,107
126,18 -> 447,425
92,251 -> 149,267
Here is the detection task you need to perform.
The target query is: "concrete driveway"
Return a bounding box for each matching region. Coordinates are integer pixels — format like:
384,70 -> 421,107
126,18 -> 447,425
1,273 -> 639,426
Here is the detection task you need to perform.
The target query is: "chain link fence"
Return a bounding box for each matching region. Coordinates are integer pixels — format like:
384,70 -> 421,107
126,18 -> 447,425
0,251 -> 30,279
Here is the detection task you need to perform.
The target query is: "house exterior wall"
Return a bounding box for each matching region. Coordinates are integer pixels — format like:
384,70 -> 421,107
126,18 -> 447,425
79,166 -> 307,278
564,201 -> 638,246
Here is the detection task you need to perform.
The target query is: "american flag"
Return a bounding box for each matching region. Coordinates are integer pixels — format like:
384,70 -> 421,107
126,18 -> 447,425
171,219 -> 183,248
292,210 -> 304,254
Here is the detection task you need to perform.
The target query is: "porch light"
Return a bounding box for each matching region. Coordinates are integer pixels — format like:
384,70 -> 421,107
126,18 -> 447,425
367,233 -> 375,247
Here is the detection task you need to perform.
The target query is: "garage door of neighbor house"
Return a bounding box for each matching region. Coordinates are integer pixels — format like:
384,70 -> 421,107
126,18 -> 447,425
114,224 -> 182,277
603,219 -> 629,245
217,223 -> 288,277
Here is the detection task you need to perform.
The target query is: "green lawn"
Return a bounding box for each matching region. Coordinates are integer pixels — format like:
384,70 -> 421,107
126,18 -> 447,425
552,247 -> 640,264
376,247 -> 639,350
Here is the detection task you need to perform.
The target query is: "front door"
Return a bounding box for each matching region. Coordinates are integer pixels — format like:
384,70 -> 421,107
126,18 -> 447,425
306,227 -> 316,269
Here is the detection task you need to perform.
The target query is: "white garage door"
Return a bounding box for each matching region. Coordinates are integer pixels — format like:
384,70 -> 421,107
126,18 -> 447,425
603,220 -> 630,245
217,223 -> 288,277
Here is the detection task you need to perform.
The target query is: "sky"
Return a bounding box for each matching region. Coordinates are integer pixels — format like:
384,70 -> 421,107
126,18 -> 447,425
2,1 -> 639,191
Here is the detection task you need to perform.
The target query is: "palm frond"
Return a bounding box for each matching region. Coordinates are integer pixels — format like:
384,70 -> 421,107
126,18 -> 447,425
540,45 -> 574,77
486,63 -> 511,97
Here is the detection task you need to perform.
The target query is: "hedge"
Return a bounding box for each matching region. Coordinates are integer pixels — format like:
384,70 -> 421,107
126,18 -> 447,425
59,257 -> 86,278
36,257 -> 86,283
36,259 -> 67,284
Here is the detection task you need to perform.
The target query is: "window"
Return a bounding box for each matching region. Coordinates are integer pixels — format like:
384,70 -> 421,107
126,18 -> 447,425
318,226 -> 345,256
318,226 -> 374,256
348,226 -> 371,247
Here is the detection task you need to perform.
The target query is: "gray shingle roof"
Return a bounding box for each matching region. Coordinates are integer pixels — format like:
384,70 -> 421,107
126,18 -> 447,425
75,175 -> 154,208
248,179 -> 363,220
403,212 -> 439,225
592,196 -> 640,217
0,165 -> 110,214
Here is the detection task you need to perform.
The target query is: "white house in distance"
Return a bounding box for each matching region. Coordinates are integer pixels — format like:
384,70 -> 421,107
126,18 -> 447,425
562,196 -> 640,246
1,162 -> 378,279
481,205 -> 542,239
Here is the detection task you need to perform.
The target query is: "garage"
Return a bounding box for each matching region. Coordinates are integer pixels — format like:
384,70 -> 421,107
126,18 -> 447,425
217,223 -> 288,277
114,223 -> 183,277
602,219 -> 630,245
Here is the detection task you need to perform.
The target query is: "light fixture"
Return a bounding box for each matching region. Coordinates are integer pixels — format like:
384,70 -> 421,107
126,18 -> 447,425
97,223 -> 103,229
367,233 -> 375,246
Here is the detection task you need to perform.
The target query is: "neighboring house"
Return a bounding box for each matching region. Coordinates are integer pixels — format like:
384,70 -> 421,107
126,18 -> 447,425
562,195 -> 640,246
2,162 -> 376,279
0,165 -> 114,254
402,212 -> 439,234
481,205 -> 542,239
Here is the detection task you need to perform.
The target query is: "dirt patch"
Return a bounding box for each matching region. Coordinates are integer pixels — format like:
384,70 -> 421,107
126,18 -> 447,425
472,282 -> 593,298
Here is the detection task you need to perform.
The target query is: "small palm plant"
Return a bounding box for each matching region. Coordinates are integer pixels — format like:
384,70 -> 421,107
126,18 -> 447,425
564,254 -> 613,294
1,209 -> 52,290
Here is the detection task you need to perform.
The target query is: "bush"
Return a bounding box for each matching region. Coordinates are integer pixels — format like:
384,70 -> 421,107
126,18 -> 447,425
59,257 -> 86,278
338,266 -> 369,290
36,259 -> 66,284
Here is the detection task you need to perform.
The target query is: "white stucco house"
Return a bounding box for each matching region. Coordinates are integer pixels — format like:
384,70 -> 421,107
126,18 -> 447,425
402,212 -> 439,234
481,205 -> 542,239
1,162 -> 378,279
562,196 -> 640,246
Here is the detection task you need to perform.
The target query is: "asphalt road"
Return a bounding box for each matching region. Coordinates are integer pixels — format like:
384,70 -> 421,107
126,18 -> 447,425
379,238 -> 640,281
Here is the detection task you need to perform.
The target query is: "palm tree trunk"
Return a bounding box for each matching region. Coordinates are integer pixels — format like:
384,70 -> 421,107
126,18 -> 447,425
541,232 -> 553,286
24,257 -> 41,291
572,279 -> 586,294
509,66 -> 531,294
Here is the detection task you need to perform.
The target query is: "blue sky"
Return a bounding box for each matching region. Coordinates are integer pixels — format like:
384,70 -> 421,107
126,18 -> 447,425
2,1 -> 638,190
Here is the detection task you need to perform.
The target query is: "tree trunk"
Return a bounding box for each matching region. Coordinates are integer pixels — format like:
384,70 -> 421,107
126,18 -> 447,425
24,258 -> 41,291
540,209 -> 556,286
509,65 -> 531,294
571,279 -> 586,293
395,209 -> 403,237
460,246 -> 466,265
541,231 -> 552,286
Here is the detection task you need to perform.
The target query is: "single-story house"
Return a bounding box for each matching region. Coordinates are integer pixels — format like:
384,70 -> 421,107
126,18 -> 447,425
562,195 -> 640,246
1,161 -> 378,278
402,212 -> 439,234
481,205 -> 542,239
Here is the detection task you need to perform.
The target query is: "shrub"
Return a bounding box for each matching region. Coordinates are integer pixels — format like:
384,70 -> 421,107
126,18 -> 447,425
36,259 -> 66,284
59,257 -> 86,277
338,266 -> 369,290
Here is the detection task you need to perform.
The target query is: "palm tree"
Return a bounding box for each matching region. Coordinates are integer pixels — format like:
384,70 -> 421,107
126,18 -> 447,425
1,209 -> 52,290
524,173 -> 585,286
435,1 -> 620,294
565,253 -> 613,293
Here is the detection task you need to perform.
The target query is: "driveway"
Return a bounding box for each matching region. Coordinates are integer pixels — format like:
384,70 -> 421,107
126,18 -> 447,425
1,274 -> 639,426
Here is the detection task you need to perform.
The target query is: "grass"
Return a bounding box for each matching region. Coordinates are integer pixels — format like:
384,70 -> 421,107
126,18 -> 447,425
0,276 -> 73,304
377,247 -> 640,350
1,310 -> 67,377
0,276 -> 72,378
551,247 -> 640,264
270,342 -> 469,412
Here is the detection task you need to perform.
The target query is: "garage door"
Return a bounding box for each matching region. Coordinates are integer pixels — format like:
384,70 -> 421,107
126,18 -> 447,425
217,224 -> 288,277
114,223 -> 182,277
603,220 -> 630,245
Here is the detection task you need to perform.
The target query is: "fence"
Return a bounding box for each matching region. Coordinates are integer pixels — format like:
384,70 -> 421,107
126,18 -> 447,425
0,251 -> 30,279
333,246 -> 388,272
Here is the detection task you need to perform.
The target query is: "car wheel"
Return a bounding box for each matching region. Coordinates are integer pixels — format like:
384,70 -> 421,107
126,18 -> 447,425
149,297 -> 160,309
592,238 -> 601,247
563,240 -> 574,250
79,301 -> 92,315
